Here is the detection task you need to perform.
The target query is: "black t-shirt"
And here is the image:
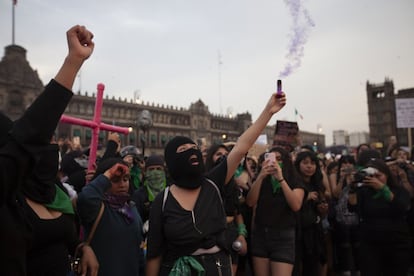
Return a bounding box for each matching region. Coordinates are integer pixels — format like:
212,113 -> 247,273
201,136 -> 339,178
147,161 -> 227,264
24,200 -> 78,275
255,176 -> 304,228
353,185 -> 411,246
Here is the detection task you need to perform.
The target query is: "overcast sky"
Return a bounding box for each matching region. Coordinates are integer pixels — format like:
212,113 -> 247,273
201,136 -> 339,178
1,0 -> 413,145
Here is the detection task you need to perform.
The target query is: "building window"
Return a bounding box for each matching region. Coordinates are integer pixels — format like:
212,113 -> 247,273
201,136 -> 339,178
73,129 -> 81,137
129,132 -> 136,144
151,134 -> 157,146
85,129 -> 92,138
87,105 -> 93,115
114,108 -> 119,117
99,131 -> 105,142
161,135 -> 167,146
373,91 -> 385,99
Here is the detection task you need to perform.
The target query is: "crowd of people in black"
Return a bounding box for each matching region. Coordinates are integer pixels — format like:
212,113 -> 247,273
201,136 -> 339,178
1,25 -> 413,276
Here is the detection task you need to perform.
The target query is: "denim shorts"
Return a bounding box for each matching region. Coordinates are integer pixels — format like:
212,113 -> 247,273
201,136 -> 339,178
250,225 -> 295,264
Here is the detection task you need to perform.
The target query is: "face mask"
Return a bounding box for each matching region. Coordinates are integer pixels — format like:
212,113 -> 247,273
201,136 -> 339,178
165,136 -> 205,189
145,170 -> 166,201
172,147 -> 205,189
145,170 -> 166,191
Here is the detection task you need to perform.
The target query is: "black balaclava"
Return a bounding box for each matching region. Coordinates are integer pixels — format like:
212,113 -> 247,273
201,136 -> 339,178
164,136 -> 205,189
22,144 -> 59,204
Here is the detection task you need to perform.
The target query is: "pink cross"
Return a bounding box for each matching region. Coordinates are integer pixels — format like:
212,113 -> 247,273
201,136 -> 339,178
60,83 -> 130,171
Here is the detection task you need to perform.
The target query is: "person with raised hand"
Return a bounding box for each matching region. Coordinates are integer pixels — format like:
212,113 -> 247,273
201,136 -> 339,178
146,90 -> 286,276
0,24 -> 96,276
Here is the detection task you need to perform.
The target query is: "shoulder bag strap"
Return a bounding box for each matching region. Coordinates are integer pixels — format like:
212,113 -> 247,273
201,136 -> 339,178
162,186 -> 169,212
85,202 -> 105,245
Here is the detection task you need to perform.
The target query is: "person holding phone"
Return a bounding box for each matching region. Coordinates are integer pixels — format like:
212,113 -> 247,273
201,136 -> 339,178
246,147 -> 305,276
146,90 -> 286,276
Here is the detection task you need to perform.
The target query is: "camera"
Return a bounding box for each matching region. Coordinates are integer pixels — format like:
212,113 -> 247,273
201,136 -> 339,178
353,171 -> 369,184
398,161 -> 409,169
352,167 -> 378,186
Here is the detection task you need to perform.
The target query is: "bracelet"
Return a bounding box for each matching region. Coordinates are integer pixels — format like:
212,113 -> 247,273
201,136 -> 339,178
373,185 -> 392,201
277,178 -> 285,182
237,223 -> 248,237
380,185 -> 392,201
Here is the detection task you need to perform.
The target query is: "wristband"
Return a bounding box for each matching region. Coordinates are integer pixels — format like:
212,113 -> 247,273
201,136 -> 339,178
237,223 -> 248,237
373,184 -> 392,201
380,185 -> 392,201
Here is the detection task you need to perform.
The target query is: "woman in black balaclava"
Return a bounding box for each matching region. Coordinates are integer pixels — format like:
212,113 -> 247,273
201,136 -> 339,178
146,90 -> 287,276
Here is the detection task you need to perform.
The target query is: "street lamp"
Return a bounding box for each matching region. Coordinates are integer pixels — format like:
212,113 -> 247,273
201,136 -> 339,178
138,110 -> 153,157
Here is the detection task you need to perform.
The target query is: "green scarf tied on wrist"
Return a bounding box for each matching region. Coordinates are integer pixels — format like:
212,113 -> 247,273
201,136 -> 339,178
169,256 -> 205,276
373,184 -> 392,201
270,162 -> 284,194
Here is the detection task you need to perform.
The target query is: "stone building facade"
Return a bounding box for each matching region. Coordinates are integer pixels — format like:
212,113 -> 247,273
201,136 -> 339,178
366,78 -> 414,152
1,43 -> 324,157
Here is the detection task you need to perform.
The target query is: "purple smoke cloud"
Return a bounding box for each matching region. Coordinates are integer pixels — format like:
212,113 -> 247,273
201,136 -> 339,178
279,0 -> 315,78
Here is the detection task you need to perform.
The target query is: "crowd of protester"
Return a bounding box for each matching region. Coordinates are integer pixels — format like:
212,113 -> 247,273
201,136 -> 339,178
1,24 -> 413,276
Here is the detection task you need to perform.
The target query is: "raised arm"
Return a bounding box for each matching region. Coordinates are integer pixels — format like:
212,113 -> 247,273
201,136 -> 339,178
54,25 -> 94,90
11,25 -> 94,145
226,92 -> 286,183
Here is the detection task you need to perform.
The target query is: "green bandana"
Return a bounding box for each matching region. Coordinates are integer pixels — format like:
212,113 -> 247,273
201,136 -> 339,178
130,166 -> 142,189
45,185 -> 74,214
144,170 -> 167,202
169,256 -> 205,276
270,162 -> 284,194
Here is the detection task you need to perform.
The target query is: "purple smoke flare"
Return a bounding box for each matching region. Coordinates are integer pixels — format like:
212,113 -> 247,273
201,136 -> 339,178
279,0 -> 315,78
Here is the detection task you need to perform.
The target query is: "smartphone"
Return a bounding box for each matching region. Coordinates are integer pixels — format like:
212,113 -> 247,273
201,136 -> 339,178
276,79 -> 282,98
264,152 -> 276,164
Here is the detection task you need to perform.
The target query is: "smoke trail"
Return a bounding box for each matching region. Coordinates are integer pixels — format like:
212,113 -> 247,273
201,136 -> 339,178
279,0 -> 315,78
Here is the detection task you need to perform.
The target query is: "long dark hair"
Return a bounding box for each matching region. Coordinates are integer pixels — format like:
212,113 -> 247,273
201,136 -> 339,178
294,151 -> 324,192
269,146 -> 297,184
204,144 -> 229,172
336,155 -> 355,182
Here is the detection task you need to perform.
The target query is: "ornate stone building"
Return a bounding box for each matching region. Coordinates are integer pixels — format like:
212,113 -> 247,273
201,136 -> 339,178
366,78 -> 414,152
1,43 -> 325,156
59,91 -> 252,156
0,45 -> 43,121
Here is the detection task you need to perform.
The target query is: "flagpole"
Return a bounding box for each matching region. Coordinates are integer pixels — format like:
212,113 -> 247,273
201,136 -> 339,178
12,1 -> 15,44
